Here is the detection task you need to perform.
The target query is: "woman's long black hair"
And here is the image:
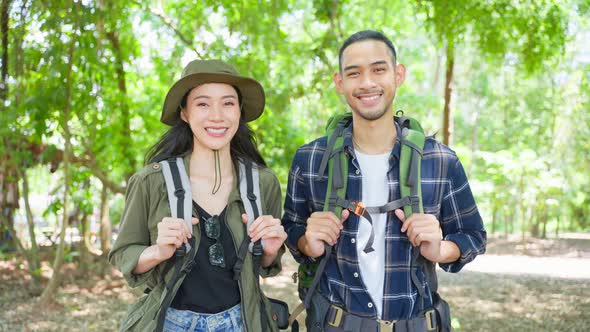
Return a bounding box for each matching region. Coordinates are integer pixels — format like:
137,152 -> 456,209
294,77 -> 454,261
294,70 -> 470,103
145,87 -> 267,167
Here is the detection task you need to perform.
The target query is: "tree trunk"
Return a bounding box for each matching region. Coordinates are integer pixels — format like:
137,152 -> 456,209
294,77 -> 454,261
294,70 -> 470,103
99,0 -> 135,179
99,183 -> 111,253
0,0 -> 10,102
468,102 -> 480,177
442,42 -> 455,146
39,3 -> 77,304
0,0 -> 12,245
19,168 -> 42,293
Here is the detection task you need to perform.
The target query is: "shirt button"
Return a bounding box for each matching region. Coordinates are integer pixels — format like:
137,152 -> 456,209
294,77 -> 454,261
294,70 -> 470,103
368,302 -> 373,308
355,170 -> 360,175
351,238 -> 356,243
353,272 -> 359,278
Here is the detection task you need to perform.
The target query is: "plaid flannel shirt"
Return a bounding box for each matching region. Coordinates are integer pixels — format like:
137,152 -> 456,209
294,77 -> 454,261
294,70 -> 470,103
282,121 -> 487,321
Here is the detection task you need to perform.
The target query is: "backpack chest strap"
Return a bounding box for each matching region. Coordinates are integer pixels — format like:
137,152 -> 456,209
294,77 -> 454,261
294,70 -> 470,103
331,195 -> 420,254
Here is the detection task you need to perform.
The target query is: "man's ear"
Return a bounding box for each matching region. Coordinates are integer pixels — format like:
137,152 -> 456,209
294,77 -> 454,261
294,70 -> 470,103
334,71 -> 344,94
395,63 -> 406,87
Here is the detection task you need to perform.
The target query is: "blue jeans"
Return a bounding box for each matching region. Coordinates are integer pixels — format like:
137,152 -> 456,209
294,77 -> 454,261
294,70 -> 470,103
163,304 -> 243,332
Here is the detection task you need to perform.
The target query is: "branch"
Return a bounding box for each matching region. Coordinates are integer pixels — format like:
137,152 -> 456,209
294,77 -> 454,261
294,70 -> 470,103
85,148 -> 126,194
131,1 -> 202,58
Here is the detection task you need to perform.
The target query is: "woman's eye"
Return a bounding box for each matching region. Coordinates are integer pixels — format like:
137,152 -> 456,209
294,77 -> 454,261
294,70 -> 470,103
224,101 -> 236,106
197,102 -> 208,107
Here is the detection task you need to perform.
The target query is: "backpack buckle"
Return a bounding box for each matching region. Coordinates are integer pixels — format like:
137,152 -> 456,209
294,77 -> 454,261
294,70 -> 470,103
174,188 -> 185,199
327,305 -> 344,327
378,319 -> 396,332
252,242 -> 263,257
425,309 -> 436,330
347,201 -> 366,217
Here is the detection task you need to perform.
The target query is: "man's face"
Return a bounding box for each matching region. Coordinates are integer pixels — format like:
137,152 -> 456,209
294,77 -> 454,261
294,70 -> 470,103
334,40 -> 405,121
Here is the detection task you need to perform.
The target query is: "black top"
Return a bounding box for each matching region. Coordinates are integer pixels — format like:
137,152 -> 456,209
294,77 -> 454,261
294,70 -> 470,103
170,201 -> 240,313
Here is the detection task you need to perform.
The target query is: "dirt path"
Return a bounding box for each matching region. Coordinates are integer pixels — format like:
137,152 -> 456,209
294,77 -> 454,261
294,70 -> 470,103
463,254 -> 590,279
1,234 -> 589,331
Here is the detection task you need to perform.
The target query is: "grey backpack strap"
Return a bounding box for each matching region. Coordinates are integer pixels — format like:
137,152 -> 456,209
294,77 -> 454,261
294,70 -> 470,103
160,157 -> 193,252
154,157 -> 195,332
238,160 -> 264,252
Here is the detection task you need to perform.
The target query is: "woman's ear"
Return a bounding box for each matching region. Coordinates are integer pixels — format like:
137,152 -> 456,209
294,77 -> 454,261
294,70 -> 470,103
179,108 -> 188,122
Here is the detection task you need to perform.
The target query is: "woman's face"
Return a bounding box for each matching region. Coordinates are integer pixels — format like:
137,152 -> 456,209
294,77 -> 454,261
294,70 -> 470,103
181,83 -> 241,152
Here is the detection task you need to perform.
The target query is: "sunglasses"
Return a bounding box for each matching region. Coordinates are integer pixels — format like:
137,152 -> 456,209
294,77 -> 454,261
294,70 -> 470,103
204,215 -> 225,268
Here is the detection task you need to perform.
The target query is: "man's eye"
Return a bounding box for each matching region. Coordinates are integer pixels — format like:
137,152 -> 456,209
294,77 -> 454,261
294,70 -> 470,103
347,72 -> 359,77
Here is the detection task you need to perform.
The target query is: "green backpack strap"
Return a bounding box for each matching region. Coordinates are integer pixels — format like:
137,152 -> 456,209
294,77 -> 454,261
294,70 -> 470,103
397,112 -> 425,218
301,114 -> 351,309
396,111 -> 437,312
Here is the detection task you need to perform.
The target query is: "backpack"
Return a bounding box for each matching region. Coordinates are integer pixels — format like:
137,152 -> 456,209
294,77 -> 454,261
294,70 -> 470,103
155,158 -> 297,332
291,111 -> 450,330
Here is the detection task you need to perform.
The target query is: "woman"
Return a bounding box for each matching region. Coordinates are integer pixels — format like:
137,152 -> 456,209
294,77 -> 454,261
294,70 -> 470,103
109,59 -> 287,332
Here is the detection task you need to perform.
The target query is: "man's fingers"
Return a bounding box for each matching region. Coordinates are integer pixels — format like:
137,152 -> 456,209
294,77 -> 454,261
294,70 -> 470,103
308,222 -> 340,239
340,209 -> 350,222
310,211 -> 343,226
308,228 -> 338,245
395,209 -> 406,223
307,231 -> 335,246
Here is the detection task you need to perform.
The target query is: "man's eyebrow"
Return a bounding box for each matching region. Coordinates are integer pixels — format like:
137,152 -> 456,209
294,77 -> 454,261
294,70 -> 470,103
343,60 -> 388,72
370,60 -> 388,66
343,65 -> 360,72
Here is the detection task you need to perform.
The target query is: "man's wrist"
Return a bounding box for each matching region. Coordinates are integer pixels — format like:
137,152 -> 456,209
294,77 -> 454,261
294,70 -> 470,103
437,240 -> 460,263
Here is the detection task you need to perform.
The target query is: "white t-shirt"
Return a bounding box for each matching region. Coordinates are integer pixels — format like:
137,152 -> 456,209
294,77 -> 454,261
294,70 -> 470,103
355,150 -> 390,318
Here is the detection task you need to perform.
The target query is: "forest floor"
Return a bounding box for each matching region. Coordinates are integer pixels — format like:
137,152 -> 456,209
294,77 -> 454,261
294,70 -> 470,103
1,234 -> 589,332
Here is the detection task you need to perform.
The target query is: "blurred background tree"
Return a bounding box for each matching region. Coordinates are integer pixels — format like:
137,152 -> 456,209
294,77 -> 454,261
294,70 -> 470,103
0,0 -> 588,303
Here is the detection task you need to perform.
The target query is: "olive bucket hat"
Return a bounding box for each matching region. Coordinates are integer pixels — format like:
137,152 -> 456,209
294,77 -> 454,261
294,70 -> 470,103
161,59 -> 265,125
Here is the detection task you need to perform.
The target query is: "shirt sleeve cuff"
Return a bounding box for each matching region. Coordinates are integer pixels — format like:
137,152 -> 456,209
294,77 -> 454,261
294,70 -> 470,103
117,244 -> 153,288
260,245 -> 285,278
438,234 -> 482,273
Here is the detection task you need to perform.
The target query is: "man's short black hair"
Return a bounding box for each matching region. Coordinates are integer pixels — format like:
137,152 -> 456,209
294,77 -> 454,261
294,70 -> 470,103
338,30 -> 397,72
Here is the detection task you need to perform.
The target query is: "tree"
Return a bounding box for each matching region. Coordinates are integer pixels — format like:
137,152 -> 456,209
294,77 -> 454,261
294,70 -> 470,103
414,0 -> 569,146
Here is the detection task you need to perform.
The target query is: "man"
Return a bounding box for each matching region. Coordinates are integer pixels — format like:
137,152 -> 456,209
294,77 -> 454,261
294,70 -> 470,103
282,30 -> 486,331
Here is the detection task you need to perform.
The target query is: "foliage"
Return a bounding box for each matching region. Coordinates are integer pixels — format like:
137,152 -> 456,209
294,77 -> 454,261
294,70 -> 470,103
0,0 -> 589,301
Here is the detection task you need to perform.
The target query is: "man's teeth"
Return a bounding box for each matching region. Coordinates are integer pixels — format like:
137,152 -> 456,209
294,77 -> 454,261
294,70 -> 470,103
360,95 -> 380,101
207,128 -> 227,134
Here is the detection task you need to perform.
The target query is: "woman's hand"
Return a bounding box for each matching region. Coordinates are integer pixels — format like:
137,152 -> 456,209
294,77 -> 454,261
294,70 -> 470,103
242,214 -> 287,266
132,216 -> 198,275
154,217 -> 199,261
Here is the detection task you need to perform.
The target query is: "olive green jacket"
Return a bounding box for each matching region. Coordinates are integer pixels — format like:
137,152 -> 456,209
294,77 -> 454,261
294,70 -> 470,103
109,154 -> 284,332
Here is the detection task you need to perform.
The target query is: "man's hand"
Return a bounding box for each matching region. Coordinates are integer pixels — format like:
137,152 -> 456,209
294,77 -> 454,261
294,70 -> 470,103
395,209 -> 443,262
299,210 -> 349,258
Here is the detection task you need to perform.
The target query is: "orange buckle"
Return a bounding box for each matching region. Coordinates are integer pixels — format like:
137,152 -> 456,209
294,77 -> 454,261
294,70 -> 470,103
348,201 -> 366,216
